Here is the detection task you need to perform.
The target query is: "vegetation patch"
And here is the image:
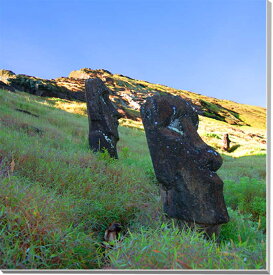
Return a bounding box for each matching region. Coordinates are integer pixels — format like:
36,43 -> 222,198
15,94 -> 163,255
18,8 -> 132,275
0,89 -> 267,270
106,221 -> 265,269
199,99 -> 251,126
224,177 -> 266,231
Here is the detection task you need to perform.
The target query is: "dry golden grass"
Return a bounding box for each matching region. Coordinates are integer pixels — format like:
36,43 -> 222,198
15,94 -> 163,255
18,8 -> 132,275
38,97 -> 266,158
46,98 -> 88,116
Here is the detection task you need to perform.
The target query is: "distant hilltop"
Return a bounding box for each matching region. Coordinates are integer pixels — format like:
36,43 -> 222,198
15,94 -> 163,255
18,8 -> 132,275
0,68 -> 266,129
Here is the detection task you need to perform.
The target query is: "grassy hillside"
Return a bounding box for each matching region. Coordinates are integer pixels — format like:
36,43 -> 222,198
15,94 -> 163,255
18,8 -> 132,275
0,68 -> 266,130
45,95 -> 266,158
104,70 -> 266,129
0,89 -> 266,270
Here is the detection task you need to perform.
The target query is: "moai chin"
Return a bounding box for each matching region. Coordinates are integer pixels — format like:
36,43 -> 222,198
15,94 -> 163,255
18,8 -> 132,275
140,94 -> 229,237
85,78 -> 121,158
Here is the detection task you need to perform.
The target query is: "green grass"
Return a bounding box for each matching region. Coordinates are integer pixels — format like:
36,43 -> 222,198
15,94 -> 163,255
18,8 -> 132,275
106,220 -> 265,269
223,177 -> 266,231
0,89 -> 267,270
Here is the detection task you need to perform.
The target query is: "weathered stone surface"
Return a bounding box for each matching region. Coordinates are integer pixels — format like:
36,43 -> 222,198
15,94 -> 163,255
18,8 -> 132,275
85,78 -> 121,158
140,94 -> 229,235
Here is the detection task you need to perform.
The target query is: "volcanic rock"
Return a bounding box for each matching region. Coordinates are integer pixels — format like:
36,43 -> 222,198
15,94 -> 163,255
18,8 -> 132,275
0,80 -> 15,92
85,78 -> 121,158
69,68 -> 112,79
0,69 -> 16,83
140,94 -> 229,236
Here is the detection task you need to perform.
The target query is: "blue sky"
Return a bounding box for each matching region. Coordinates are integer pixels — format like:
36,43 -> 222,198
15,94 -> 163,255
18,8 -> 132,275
0,0 -> 266,107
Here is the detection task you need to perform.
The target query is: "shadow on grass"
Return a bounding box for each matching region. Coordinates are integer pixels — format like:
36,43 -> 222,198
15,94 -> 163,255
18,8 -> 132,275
228,144 -> 241,153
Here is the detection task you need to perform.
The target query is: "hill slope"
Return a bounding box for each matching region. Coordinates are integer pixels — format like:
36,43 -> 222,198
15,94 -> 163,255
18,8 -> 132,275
0,68 -> 266,157
0,68 -> 266,129
0,88 -> 266,269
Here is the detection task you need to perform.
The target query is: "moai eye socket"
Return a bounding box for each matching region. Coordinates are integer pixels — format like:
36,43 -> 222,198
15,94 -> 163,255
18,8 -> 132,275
166,106 -> 184,135
167,118 -> 184,135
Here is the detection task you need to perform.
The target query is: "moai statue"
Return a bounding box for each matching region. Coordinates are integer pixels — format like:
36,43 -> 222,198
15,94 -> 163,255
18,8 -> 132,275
140,94 -> 229,237
85,78 -> 121,158
222,133 -> 231,151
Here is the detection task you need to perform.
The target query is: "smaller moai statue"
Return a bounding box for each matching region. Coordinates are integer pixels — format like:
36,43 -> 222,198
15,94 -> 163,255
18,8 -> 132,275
85,78 -> 121,158
222,133 -> 231,151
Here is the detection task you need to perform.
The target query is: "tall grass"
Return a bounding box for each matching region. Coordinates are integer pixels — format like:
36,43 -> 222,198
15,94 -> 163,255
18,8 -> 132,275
0,89 -> 267,270
106,221 -> 265,269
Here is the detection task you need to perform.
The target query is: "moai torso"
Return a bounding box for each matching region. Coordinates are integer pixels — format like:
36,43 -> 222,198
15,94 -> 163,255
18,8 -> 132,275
140,94 -> 229,234
85,78 -> 121,158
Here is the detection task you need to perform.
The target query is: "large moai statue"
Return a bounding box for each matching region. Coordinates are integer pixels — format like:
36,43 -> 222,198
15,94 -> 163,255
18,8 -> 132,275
140,94 -> 229,237
85,78 -> 121,158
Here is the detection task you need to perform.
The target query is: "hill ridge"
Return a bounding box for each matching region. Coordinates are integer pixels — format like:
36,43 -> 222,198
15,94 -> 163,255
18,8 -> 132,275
0,68 -> 266,129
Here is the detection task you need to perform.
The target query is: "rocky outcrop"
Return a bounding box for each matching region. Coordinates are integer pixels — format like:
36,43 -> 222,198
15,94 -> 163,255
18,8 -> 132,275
85,78 -> 121,158
67,68 -> 256,126
69,68 -> 112,80
0,69 -> 16,83
0,72 -> 85,101
141,94 -> 229,237
55,77 -> 85,92
0,80 -> 15,92
8,74 -> 72,99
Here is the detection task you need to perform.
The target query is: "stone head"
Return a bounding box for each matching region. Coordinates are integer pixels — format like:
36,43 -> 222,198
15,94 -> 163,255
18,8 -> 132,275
85,78 -> 121,140
141,94 -> 229,226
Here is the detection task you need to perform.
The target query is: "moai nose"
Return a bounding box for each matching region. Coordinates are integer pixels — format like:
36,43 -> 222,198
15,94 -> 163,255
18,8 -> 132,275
200,144 -> 223,172
186,129 -> 223,172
